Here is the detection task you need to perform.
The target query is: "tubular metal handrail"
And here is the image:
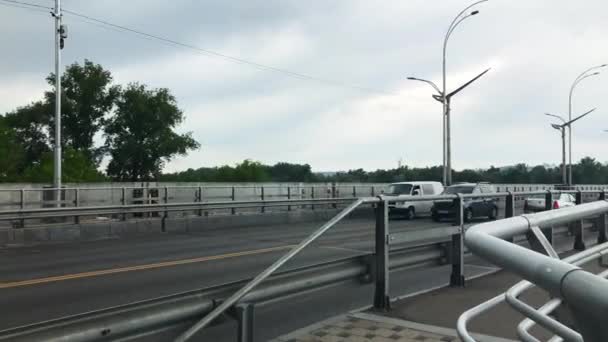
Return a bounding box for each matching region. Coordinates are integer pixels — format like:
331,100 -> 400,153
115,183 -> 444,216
457,201 -> 608,342
174,198 -> 375,341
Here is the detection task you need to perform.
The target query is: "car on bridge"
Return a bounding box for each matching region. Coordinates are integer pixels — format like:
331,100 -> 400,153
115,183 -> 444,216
431,182 -> 498,222
524,193 -> 576,213
386,181 -> 444,219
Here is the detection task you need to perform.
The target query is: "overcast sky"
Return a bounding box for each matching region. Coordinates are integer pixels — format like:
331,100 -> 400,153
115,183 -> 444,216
1,0 -> 607,172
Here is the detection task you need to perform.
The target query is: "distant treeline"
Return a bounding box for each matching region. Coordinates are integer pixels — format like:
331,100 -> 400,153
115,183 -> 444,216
160,157 -> 608,184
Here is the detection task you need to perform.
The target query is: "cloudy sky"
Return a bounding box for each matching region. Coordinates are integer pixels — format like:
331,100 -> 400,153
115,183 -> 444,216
1,0 -> 607,172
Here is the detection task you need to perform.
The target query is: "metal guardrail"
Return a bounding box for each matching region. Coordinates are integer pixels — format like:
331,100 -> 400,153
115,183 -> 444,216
0,194 -> 458,342
457,199 -> 608,342
1,190 -> 607,341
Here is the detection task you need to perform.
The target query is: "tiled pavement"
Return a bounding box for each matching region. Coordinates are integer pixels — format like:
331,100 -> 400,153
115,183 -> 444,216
272,313 -> 462,342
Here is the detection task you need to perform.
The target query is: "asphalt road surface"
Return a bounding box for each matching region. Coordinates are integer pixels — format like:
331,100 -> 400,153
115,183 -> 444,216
0,201 -> 545,340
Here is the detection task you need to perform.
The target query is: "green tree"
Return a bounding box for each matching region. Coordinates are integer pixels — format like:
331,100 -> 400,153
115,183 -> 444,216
22,148 -> 106,182
45,59 -> 119,164
105,83 -> 199,181
0,117 -> 26,181
3,101 -> 50,171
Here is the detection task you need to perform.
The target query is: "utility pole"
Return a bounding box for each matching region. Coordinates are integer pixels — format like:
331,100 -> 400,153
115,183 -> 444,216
53,0 -> 62,205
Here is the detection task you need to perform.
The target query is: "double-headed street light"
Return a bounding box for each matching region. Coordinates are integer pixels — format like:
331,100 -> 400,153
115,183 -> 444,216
567,64 -> 606,185
407,0 -> 490,186
545,108 -> 596,185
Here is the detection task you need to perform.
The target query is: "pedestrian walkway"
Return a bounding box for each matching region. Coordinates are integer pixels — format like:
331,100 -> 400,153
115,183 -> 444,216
272,311 -> 514,342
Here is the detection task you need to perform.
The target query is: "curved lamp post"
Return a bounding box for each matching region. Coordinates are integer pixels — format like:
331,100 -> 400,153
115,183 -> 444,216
407,0 -> 490,186
567,64 -> 606,185
546,108 -> 597,185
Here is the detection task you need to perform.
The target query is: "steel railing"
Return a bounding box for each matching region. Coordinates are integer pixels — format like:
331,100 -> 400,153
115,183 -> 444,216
457,200 -> 608,342
1,189 -> 607,341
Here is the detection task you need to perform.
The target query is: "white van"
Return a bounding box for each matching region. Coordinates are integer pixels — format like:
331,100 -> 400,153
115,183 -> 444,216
385,181 -> 444,219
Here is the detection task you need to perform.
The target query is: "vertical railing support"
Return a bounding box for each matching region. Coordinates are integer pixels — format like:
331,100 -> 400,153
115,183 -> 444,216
450,194 -> 465,287
287,187 -> 291,212
374,199 -> 390,310
121,187 -> 127,221
574,190 -> 586,251
260,186 -> 265,213
74,188 -> 80,224
371,186 -> 375,197
231,187 -> 236,215
598,191 -> 607,244
504,191 -> 514,243
197,186 -> 203,217
311,186 -> 315,211
236,303 -> 255,342
19,189 -> 25,228
162,187 -> 168,232
505,191 -> 514,218
331,182 -> 337,209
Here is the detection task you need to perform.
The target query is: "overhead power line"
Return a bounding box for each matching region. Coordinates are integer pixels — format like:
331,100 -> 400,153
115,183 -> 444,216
0,0 -> 51,12
0,0 -> 397,95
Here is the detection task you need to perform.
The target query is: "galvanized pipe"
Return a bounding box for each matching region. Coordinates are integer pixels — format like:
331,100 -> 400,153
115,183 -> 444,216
174,199 -> 366,342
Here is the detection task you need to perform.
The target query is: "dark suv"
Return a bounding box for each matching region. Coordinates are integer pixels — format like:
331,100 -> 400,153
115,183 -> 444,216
431,182 -> 498,222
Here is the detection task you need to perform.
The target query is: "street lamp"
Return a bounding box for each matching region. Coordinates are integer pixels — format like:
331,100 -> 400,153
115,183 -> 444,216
567,64 -> 606,185
546,108 -> 596,185
407,0 -> 490,186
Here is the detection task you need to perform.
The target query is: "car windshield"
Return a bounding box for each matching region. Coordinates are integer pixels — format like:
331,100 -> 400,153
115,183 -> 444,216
443,186 -> 474,194
388,184 -> 412,195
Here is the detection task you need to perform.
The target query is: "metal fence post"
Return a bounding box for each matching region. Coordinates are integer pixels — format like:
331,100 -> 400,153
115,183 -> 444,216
121,187 -> 127,221
260,186 -> 265,213
450,194 -> 465,287
331,183 -> 337,209
505,191 -> 514,218
352,186 -> 357,198
19,189 -> 25,228
598,191 -> 607,244
311,186 -> 315,211
574,190 -> 585,250
74,188 -> 80,224
545,190 -> 553,211
287,187 -> 291,212
371,186 -> 375,196
236,303 -> 255,342
197,186 -> 203,217
374,199 -> 390,310
162,187 -> 168,232
231,187 -> 236,215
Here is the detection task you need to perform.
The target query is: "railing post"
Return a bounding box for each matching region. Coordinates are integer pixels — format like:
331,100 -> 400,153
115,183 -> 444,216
352,186 -> 357,198
331,183 -> 337,209
450,194 -> 465,287
197,186 -> 203,217
162,187 -> 168,232
236,303 -> 255,342
505,191 -> 514,218
260,186 -> 265,213
544,190 -> 553,211
19,189 -> 25,228
504,191 -> 515,243
574,190 -> 586,251
598,191 -> 607,244
371,186 -> 375,197
374,199 -> 390,310
74,188 -> 80,224
311,186 -> 315,211
231,187 -> 236,215
121,187 -> 126,221
287,187 -> 291,212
